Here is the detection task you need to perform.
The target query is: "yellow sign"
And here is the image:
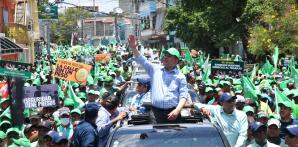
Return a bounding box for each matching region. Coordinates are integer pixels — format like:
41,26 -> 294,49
95,54 -> 111,63
53,58 -> 92,85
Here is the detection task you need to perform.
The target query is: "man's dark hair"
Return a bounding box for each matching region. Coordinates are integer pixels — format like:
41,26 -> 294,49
103,95 -> 120,110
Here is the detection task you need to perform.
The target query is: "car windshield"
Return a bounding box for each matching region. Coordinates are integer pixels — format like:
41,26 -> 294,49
110,126 -> 225,147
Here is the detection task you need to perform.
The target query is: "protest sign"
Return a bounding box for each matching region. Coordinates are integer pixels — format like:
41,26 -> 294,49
211,60 -> 244,77
95,53 -> 111,63
53,58 -> 92,85
22,84 -> 59,108
0,68 -> 32,79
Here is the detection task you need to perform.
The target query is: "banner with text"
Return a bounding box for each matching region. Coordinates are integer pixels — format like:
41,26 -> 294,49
0,60 -> 32,71
23,84 -> 59,108
95,53 -> 111,63
211,60 -> 244,77
53,58 -> 92,85
0,68 -> 31,79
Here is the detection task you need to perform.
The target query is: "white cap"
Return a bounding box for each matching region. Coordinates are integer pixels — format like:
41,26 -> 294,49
236,95 -> 245,103
268,118 -> 281,128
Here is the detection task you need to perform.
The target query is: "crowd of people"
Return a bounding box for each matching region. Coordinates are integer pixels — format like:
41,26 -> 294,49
0,35 -> 297,147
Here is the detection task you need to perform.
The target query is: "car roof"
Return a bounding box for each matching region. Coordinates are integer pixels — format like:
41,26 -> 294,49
114,122 -> 217,135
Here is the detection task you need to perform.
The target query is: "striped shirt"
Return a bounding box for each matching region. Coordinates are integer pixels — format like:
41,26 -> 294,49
135,55 -> 189,109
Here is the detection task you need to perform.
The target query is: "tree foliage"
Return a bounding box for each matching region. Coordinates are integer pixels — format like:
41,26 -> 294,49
164,0 -> 298,55
246,1 -> 298,55
50,8 -> 91,45
164,0 -> 247,50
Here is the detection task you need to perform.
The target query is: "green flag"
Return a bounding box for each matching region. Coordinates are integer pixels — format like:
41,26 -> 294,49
288,57 -> 296,68
275,87 -> 293,113
202,54 -> 210,82
160,45 -> 166,60
242,76 -> 258,101
67,82 -> 84,109
184,49 -> 193,65
272,46 -> 279,71
250,64 -> 257,82
261,59 -> 274,75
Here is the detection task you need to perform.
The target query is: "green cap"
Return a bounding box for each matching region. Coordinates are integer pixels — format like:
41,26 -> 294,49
0,112 -> 11,121
0,98 -> 9,104
70,108 -> 82,115
64,98 -> 75,107
72,83 -> 80,88
104,76 -> 113,83
219,81 -> 231,86
242,106 -> 254,113
99,88 -> 109,97
278,101 -> 292,109
0,131 -> 6,139
163,48 -> 181,59
88,90 -> 99,95
13,138 -> 31,147
233,79 -> 242,85
215,87 -> 221,92
0,120 -> 11,127
24,82 -> 31,87
257,111 -> 268,118
6,128 -> 20,136
77,92 -> 87,100
205,87 -> 213,93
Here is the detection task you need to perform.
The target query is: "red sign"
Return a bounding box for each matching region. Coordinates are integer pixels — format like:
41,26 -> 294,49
1,53 -> 18,61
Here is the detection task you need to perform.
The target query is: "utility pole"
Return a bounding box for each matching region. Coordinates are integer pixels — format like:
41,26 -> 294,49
93,0 -> 96,37
115,15 -> 119,43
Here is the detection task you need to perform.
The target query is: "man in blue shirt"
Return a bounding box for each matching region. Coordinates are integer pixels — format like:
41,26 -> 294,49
96,94 -> 127,147
128,35 -> 189,124
194,93 -> 248,147
72,102 -> 100,147
128,78 -> 151,113
279,101 -> 298,139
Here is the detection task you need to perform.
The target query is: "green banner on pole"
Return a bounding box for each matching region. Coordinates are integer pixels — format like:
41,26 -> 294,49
39,4 -> 58,19
0,68 -> 31,79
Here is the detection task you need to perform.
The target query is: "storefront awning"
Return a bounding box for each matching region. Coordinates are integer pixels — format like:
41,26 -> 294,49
0,37 -> 23,54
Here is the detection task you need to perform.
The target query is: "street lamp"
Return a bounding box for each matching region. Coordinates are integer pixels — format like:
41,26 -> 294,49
113,7 -> 123,43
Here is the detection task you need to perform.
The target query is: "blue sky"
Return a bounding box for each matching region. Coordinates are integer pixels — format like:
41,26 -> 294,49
50,0 -> 119,12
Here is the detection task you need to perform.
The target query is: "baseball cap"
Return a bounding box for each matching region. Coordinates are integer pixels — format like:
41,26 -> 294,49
0,131 -> 6,139
278,101 -> 292,109
64,98 -> 75,107
6,128 -> 20,136
104,76 -> 113,83
257,111 -> 268,118
44,130 -> 59,139
84,102 -> 100,116
205,87 -> 213,93
12,138 -> 31,147
250,122 -> 266,133
267,118 -> 281,128
59,108 -> 70,117
137,78 -> 151,87
163,48 -> 181,59
0,120 -> 11,128
235,95 -> 245,103
286,124 -> 298,136
52,132 -> 68,144
37,120 -> 53,130
70,108 -> 82,115
220,93 -> 236,102
242,106 -> 254,114
88,90 -> 100,96
0,98 -> 9,104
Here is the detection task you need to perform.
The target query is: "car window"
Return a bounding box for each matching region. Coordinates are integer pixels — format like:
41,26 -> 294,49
110,127 -> 225,147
